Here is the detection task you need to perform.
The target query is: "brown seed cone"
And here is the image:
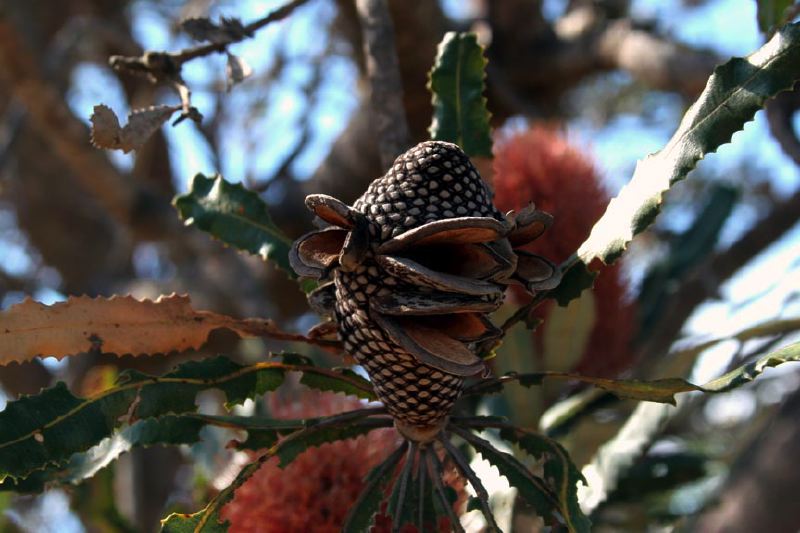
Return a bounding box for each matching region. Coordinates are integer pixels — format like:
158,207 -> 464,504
292,141 -> 559,432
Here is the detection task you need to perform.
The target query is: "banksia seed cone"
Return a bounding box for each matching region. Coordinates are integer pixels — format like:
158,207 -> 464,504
493,126 -> 637,378
291,141 -> 560,439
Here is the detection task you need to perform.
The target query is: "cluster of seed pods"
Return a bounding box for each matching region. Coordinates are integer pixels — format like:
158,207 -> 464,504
290,141 -> 560,441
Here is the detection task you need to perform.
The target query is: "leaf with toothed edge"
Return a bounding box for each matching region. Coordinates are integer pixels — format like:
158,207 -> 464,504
90,104 -> 180,153
174,174 -> 312,290
450,426 -> 567,529
453,418 -> 590,531
556,22 -> 800,306
0,293 -> 303,367
0,355 -> 375,482
464,340 -> 800,405
428,32 -> 493,158
163,418 -> 400,533
0,415 -> 206,493
342,443 -> 408,533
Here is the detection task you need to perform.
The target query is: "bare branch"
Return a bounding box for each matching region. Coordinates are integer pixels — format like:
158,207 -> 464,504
109,0 -> 312,121
355,0 -> 411,168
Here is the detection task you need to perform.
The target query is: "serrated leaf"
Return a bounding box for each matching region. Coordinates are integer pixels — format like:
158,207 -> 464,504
0,293 -> 295,367
89,104 -> 122,149
468,339 -> 800,404
578,401 -> 676,514
428,32 -> 492,157
701,340 -> 800,392
174,174 -> 298,283
0,356 -> 288,481
465,372 -> 695,404
226,52 -> 253,92
164,417 -> 400,533
299,367 -> 375,400
451,426 -> 562,527
757,0 -> 795,35
453,417 -> 590,531
274,418 -> 392,467
561,23 -> 800,304
499,427 -> 590,533
343,443 -> 408,533
90,104 -> 179,153
1,416 -> 205,493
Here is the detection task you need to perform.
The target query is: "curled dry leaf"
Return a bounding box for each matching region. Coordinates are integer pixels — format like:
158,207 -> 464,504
90,104 -> 180,153
0,293 -> 298,366
226,52 -> 254,91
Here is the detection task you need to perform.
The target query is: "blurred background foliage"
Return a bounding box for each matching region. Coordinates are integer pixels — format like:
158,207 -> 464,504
0,0 -> 799,531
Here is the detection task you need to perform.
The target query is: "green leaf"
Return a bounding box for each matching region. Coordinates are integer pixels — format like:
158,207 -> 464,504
449,426 -> 563,528
428,32 -> 492,157
299,367 -> 376,400
0,416 -> 206,493
0,355 -> 374,482
549,261 -> 598,308
467,339 -> 800,405
561,23 -> 800,304
757,0 -> 796,35
499,427 -> 590,533
701,340 -> 800,392
163,413 -> 395,532
465,372 -> 696,404
174,173 -> 300,284
454,418 -> 590,532
343,442 -> 408,533
274,417 -> 392,467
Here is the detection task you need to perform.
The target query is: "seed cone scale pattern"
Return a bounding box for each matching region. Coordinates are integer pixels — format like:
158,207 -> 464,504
291,141 -> 560,440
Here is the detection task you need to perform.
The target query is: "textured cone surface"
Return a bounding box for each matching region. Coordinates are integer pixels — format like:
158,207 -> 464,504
338,142 -> 505,426
294,141 -> 555,429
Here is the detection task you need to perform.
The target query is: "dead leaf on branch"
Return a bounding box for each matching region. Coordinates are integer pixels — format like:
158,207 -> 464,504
90,104 -> 180,153
0,293 -> 311,366
226,52 -> 253,91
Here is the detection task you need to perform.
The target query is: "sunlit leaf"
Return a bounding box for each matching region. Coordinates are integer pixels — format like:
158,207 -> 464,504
559,22 -> 800,304
0,293 -> 301,367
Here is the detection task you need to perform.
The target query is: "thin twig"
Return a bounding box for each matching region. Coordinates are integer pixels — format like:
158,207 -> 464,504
355,0 -> 411,169
439,433 -> 501,531
426,447 -> 466,533
109,0 -> 312,122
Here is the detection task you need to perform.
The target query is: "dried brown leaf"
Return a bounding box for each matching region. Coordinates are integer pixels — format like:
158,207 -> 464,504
89,104 -> 122,150
0,293 -> 292,366
226,52 -> 253,91
90,104 -> 179,153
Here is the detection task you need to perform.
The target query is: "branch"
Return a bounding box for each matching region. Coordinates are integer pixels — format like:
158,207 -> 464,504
109,0 -> 312,121
355,0 -> 412,168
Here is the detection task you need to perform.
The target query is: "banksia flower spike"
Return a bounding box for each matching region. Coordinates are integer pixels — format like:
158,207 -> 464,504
290,141 -> 560,442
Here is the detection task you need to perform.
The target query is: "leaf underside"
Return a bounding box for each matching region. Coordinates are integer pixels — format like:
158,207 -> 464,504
556,22 -> 800,304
